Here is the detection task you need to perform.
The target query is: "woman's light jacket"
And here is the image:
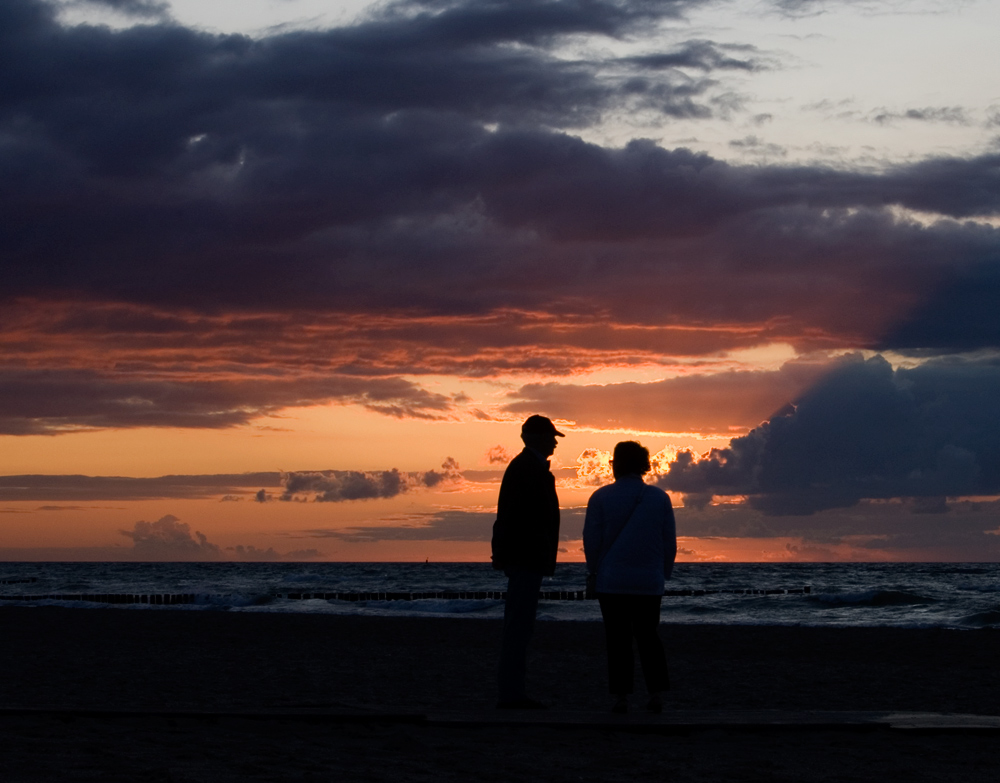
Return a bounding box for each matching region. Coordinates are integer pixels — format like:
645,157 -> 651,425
583,474 -> 677,595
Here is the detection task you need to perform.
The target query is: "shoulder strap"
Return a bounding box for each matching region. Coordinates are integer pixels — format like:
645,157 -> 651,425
598,484 -> 647,567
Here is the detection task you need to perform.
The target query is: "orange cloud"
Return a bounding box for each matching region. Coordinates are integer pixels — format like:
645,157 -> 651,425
506,354 -> 846,433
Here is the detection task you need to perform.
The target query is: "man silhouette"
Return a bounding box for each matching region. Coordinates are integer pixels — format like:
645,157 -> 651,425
491,414 -> 563,709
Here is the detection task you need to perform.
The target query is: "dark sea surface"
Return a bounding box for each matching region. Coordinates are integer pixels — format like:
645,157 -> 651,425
2,561 -> 1000,628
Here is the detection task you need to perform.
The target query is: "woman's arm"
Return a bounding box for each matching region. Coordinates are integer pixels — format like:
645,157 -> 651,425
663,493 -> 677,580
582,491 -> 604,574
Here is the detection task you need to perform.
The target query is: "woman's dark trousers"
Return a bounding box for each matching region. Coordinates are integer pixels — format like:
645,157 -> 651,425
597,593 -> 669,695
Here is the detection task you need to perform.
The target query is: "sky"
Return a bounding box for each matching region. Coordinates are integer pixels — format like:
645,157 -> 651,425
3,0 -> 1000,562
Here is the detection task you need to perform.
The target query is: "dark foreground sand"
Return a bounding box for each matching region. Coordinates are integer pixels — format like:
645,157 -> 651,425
3,606 -> 1000,781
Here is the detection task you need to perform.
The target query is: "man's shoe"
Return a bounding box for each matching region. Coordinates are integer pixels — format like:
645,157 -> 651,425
496,697 -> 548,710
645,694 -> 663,714
611,696 -> 628,714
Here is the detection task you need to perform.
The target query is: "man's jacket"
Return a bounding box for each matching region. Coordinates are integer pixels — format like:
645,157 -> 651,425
491,449 -> 561,575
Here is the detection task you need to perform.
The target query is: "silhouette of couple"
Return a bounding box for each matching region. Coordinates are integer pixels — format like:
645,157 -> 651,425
492,415 -> 677,713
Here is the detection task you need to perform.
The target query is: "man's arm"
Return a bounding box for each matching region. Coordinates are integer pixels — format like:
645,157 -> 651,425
492,454 -> 532,568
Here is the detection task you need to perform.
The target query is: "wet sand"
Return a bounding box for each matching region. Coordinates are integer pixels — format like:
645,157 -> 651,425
3,606 -> 1000,781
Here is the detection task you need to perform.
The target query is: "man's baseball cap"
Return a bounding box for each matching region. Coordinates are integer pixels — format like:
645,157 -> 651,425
521,414 -> 565,438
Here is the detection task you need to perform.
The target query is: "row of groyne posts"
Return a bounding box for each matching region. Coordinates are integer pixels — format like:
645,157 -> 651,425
0,578 -> 811,605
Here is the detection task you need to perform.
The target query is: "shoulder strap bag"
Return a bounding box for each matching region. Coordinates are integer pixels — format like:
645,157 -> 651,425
585,484 -> 647,599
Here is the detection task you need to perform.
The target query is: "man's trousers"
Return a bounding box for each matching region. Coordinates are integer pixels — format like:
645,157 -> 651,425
498,569 -> 543,702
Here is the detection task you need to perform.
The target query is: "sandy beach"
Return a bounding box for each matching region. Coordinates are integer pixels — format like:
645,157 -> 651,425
3,606 -> 1000,781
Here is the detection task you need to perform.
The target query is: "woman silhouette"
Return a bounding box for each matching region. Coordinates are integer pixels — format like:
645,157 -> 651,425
583,441 -> 677,713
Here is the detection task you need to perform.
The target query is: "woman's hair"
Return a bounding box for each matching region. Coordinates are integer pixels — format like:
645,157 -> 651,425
612,441 -> 651,478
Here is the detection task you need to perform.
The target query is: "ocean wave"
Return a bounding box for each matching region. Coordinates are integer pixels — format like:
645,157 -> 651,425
5,562 -> 1000,628
278,573 -> 327,585
360,598 -> 499,615
666,604 -> 726,615
811,590 -> 935,608
0,592 -> 277,610
195,593 -> 273,608
959,609 -> 1000,627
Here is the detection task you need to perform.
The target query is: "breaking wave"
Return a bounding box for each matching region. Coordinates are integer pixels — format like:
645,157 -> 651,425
811,590 -> 935,608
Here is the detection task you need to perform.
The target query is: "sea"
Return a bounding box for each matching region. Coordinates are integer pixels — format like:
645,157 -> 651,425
2,562 -> 1000,629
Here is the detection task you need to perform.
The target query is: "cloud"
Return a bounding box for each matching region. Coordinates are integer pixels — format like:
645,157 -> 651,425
0,368 -> 453,434
485,445 -> 513,465
225,544 -> 281,561
0,472 -> 282,502
1,0 -> 1000,438
728,135 -> 787,157
67,0 -> 170,19
576,448 -> 613,485
280,458 -> 463,502
120,514 -> 222,560
0,298 -> 816,392
1,0 -> 995,315
300,505 -> 587,542
118,514 -> 325,560
422,456 -> 463,487
871,107 -> 970,126
659,354 -> 1000,514
879,265 -> 1000,354
302,510 -> 497,541
672,498 -> 1000,560
282,470 -> 412,502
282,548 -> 324,560
680,492 -> 713,510
572,444 -> 676,487
505,355 -> 842,433
625,39 -> 769,73
767,0 -> 912,20
0,460 -> 469,502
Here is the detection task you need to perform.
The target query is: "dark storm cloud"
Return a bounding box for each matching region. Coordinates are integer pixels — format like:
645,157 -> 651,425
673,499 -> 1000,559
0,369 -> 453,434
660,354 -> 1000,514
4,0 -> 996,312
879,265 -> 1000,354
2,0 -> 1000,437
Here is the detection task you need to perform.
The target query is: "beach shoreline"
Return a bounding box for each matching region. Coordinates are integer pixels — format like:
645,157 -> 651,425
4,607 -> 1000,781
3,606 -> 1000,713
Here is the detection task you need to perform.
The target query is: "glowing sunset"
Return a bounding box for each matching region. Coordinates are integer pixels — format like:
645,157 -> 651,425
8,5 -> 1000,780
4,0 -> 1000,562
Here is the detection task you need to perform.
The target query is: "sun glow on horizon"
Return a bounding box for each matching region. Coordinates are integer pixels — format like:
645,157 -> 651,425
4,0 -> 1000,562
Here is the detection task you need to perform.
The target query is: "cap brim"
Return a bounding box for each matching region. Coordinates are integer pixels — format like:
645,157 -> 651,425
554,429 -> 565,437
